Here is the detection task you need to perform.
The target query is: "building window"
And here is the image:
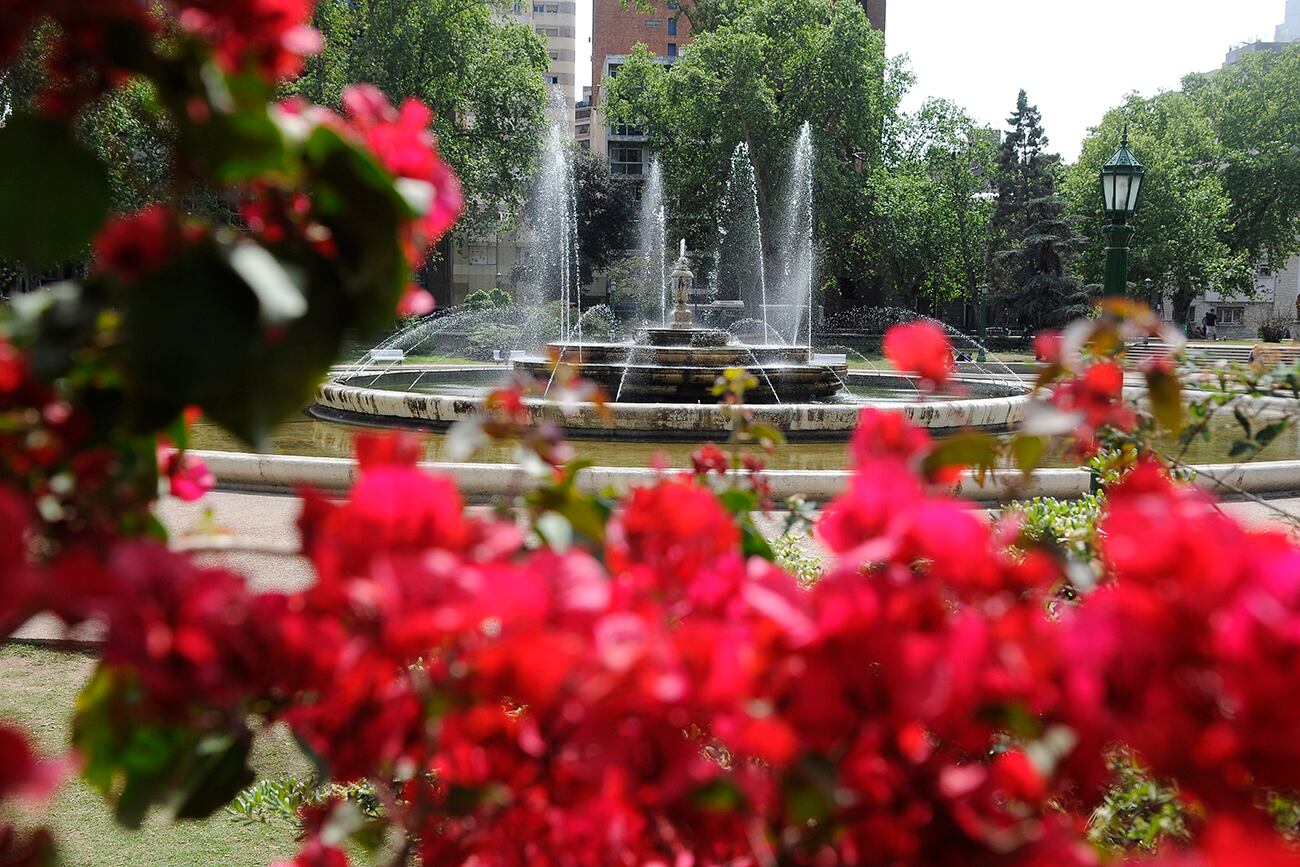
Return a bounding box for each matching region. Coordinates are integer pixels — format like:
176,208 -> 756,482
467,246 -> 497,266
667,16 -> 677,34
667,42 -> 677,56
575,124 -> 589,135
610,145 -> 645,175
549,50 -> 559,59
610,122 -> 645,137
545,74 -> 559,85
644,18 -> 662,26
546,3 -> 559,11
1258,264 -> 1273,277
533,2 -> 544,11
1216,306 -> 1245,326
537,25 -> 559,36
513,1 -> 522,11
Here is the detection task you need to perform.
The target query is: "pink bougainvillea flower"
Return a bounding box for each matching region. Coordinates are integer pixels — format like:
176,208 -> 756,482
92,205 -> 185,282
397,285 -> 435,317
179,0 -> 321,81
690,443 -> 729,476
1033,330 -> 1063,365
160,450 -> 215,502
883,320 -> 955,388
0,723 -> 70,804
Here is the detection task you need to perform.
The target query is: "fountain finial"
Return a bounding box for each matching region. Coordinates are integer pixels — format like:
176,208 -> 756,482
669,242 -> 694,328
679,238 -> 686,259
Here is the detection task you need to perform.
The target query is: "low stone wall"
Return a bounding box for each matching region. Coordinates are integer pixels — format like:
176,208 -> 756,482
193,449 -> 1300,504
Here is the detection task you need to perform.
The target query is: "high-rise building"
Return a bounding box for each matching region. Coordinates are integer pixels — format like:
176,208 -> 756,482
1224,0 -> 1298,64
863,0 -> 886,33
1276,0 -> 1300,42
508,0 -> 578,125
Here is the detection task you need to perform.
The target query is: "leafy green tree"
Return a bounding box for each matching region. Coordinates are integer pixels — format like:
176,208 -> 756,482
1064,92 -> 1249,326
573,146 -> 638,286
874,99 -> 996,310
988,90 -> 1089,328
603,0 -> 900,302
287,0 -> 550,237
1182,44 -> 1300,269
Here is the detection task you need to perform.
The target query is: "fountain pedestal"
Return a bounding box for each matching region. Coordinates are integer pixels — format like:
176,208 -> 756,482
512,246 -> 846,404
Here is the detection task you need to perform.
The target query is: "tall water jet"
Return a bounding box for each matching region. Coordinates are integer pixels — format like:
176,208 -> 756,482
712,142 -> 770,342
637,157 -> 668,326
521,97 -> 581,343
776,122 -> 815,349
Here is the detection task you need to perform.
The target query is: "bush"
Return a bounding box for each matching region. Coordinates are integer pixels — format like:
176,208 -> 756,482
1259,315 -> 1292,343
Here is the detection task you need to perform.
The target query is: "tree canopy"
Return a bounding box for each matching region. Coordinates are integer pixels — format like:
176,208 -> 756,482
1182,44 -> 1300,270
286,0 -> 550,237
1064,91 -> 1249,324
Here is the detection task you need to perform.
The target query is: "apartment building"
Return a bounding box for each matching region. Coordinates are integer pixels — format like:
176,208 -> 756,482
508,0 -> 578,126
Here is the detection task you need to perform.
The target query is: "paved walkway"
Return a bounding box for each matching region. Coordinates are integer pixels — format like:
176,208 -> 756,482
10,489 -> 1300,645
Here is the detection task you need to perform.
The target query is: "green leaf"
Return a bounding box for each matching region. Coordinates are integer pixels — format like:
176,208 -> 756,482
122,242 -> 346,446
304,127 -> 410,334
225,241 -> 308,326
1010,435 -> 1046,477
922,431 -> 998,481
747,422 -> 786,446
170,731 -> 257,821
0,114 -> 111,266
1144,366 -> 1183,434
739,515 -> 776,561
718,488 -> 759,516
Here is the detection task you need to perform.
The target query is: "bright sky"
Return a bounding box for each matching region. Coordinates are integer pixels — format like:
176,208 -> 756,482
575,0 -> 1288,163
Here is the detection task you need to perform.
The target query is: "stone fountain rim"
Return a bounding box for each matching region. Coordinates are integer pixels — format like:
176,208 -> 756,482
313,368 -> 1030,440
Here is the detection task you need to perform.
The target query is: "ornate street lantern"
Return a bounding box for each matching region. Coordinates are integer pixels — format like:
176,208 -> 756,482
1099,125 -> 1146,297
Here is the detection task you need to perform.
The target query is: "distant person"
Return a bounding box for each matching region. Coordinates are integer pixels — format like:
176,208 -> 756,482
1202,309 -> 1218,341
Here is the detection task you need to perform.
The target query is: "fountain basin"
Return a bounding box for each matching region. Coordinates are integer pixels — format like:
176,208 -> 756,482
510,328 -> 849,403
313,368 -> 1028,440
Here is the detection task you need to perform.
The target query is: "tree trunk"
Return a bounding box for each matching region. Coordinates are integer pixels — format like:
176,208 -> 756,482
1171,281 -> 1198,331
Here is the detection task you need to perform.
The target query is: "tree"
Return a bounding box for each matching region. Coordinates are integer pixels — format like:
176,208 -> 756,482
873,99 -> 996,311
603,0 -> 900,303
286,0 -> 550,238
573,145 -> 638,286
1182,44 -> 1300,269
988,90 -> 1089,328
1064,92 -> 1250,326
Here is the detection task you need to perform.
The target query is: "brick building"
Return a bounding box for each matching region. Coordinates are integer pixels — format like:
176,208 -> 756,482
587,0 -> 884,169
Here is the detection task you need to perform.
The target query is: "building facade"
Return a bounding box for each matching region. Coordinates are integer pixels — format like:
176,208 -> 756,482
508,0 -> 578,125
588,0 -> 695,167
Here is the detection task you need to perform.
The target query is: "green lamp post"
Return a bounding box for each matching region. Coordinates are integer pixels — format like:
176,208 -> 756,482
1100,125 -> 1146,297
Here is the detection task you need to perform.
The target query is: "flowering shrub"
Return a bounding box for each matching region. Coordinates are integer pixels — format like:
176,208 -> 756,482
4,3 -> 1300,865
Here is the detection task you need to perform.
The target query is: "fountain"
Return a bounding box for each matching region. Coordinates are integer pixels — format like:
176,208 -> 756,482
511,242 -> 847,403
314,122 -> 1029,439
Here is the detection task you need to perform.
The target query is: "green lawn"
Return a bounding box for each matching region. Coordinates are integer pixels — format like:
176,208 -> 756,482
0,644 -> 307,867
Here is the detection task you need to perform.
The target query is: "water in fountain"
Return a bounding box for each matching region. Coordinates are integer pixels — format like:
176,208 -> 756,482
637,157 -> 669,327
711,142 -> 770,341
518,97 -> 581,343
774,122 -> 815,349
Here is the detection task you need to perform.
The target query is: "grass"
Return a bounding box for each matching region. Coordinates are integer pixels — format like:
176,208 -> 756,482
0,643 -> 308,867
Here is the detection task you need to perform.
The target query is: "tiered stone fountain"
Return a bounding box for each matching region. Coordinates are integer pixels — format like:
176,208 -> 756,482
511,244 -> 847,403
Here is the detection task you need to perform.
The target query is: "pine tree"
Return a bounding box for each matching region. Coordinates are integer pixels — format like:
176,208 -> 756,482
987,90 -> 1089,329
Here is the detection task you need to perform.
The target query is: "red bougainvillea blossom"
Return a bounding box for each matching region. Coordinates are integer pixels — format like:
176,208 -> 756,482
883,320 -> 956,388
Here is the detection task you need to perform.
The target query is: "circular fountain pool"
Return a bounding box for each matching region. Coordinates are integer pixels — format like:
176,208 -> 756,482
312,364 -> 1028,440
